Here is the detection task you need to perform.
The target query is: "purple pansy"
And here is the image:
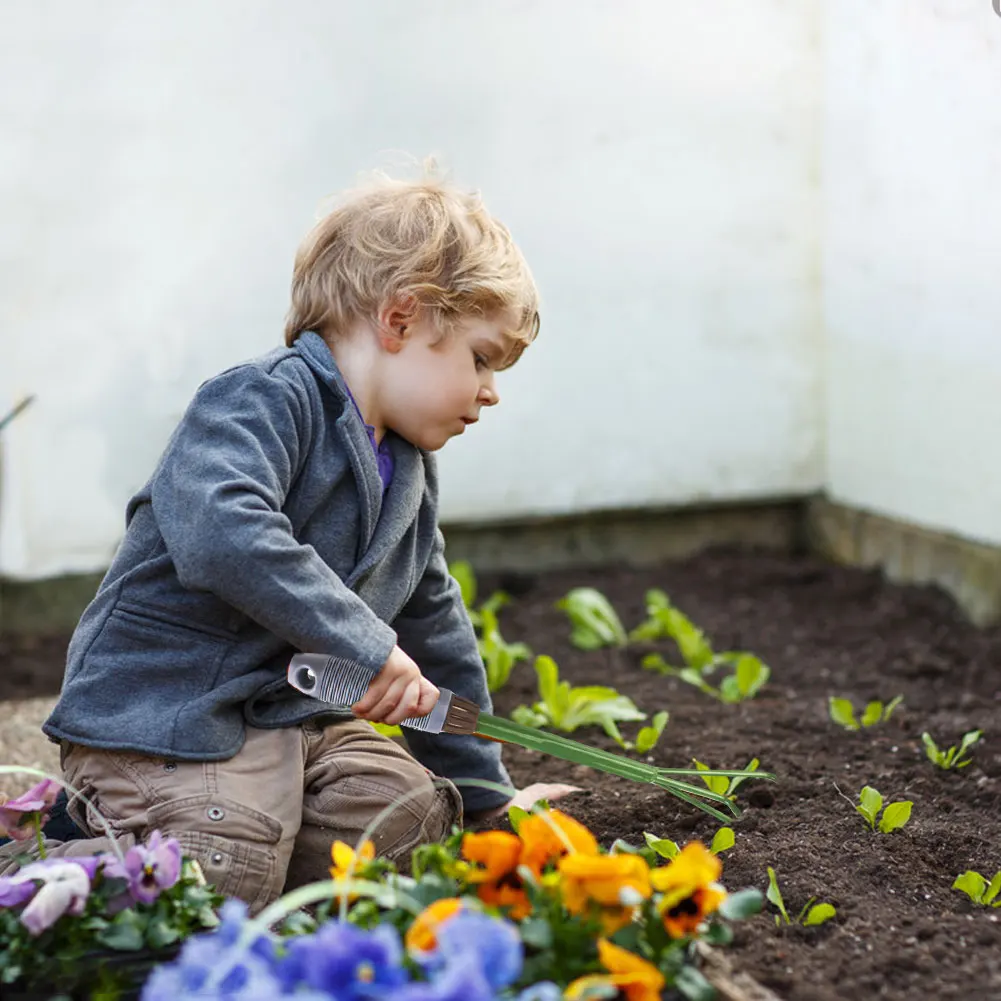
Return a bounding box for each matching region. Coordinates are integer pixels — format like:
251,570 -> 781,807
13,860 -> 92,935
102,830 -> 181,904
0,779 -> 61,840
434,912 -> 523,992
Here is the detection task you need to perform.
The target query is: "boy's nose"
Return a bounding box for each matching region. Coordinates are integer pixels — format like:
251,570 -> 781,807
478,378 -> 500,407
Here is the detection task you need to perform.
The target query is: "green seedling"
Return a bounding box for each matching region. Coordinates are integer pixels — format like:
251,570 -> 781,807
855,785 -> 912,833
632,710 -> 669,754
922,729 -> 983,770
556,587 -> 628,650
478,606 -> 532,693
644,826 -> 735,861
511,655 -> 646,744
828,695 -> 903,731
693,758 -> 760,801
637,591 -> 769,703
450,559 -> 511,629
766,867 -> 836,928
952,870 -> 1001,907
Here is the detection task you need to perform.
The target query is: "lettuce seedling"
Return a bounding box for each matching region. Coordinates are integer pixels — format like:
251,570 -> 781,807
556,587 -> 629,649
828,695 -> 903,731
855,785 -> 912,833
510,655 -> 646,743
633,710 -> 669,753
922,729 -> 983,770
952,870 -> 1001,907
693,758 -> 761,800
637,591 -> 770,703
450,559 -> 511,629
478,606 -> 532,693
766,867 -> 836,927
643,826 -> 735,861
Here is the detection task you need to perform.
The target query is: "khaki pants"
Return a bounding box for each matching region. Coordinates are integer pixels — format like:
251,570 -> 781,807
11,721 -> 461,914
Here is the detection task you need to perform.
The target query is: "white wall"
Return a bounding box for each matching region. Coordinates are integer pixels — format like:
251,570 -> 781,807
0,1 -> 825,579
823,1 -> 1001,548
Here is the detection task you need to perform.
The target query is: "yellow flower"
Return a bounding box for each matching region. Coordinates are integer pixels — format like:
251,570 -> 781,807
461,830 -> 533,919
565,939 -> 665,1001
518,810 -> 599,875
650,841 -> 727,938
404,898 -> 464,953
329,839 -> 375,881
559,853 -> 651,910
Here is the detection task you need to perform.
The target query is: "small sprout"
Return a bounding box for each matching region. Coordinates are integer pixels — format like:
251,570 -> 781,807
556,587 -> 628,649
478,606 -> 532,693
637,591 -> 769,703
642,826 -> 734,861
952,870 -> 1001,907
828,695 -> 903,731
634,710 -> 669,754
510,655 -> 646,744
922,729 -> 983,770
693,758 -> 761,801
855,785 -> 912,833
450,559 -> 478,612
766,867 -> 837,928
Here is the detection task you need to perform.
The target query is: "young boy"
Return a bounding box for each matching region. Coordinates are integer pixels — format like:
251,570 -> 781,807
1,172 -> 570,911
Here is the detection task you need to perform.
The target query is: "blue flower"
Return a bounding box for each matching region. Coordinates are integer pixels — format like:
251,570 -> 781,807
434,912 -> 524,992
515,983 -> 564,1001
392,953 -> 494,1001
276,920 -> 407,998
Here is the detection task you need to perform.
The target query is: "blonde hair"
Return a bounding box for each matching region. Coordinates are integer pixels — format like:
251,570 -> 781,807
284,169 -> 540,366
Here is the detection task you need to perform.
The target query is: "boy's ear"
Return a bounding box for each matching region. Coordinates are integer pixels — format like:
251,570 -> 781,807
376,296 -> 419,354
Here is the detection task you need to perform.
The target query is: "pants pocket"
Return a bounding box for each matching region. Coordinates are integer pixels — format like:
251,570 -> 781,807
145,794 -> 286,914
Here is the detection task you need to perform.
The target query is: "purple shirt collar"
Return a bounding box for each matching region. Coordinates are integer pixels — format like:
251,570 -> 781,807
343,385 -> 394,494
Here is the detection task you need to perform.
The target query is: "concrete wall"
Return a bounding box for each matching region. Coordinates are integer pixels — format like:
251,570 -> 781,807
823,1 -> 1001,548
0,1 -> 824,579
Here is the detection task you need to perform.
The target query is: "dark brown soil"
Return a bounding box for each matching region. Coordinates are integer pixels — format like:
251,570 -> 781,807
4,548 -> 1001,1000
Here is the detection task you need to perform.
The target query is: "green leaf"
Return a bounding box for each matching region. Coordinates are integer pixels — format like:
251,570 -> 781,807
666,609 -> 715,671
766,867 -> 789,924
510,705 -> 547,729
985,871 -> 1001,906
693,759 -> 729,797
861,701 -> 883,727
878,800 -> 912,834
883,695 -> 904,720
803,902 -> 836,926
718,887 -> 763,921
921,732 -> 942,765
508,805 -> 529,834
858,786 -> 883,826
703,920 -> 734,945
735,655 -> 769,698
828,697 -> 859,730
952,870 -> 988,904
370,721 -> 403,737
536,655 -> 560,711
635,710 -> 669,753
556,588 -> 628,649
710,826 -> 735,854
145,916 -> 180,950
96,910 -> 145,952
518,916 -> 553,949
957,729 -> 983,760
640,652 -> 674,674
643,832 -> 679,859
449,560 -> 477,609
675,965 -> 717,1001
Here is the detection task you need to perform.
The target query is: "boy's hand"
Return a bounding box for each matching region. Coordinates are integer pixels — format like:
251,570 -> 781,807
351,645 -> 439,725
466,782 -> 584,824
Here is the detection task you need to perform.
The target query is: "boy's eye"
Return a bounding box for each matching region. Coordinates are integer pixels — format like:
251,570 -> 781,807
474,353 -> 489,370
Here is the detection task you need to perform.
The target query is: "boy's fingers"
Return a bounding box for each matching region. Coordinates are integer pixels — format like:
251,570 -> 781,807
352,671 -> 400,718
382,679 -> 422,725
363,675 -> 412,723
413,678 -> 440,718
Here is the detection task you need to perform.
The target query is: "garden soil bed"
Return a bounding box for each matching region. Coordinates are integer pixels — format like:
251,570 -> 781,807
3,547 -> 1000,1000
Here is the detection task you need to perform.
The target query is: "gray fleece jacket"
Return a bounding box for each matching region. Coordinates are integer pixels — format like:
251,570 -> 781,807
43,331 -> 512,811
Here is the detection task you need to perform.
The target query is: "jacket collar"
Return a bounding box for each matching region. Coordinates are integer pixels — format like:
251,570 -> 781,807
294,332 -> 425,572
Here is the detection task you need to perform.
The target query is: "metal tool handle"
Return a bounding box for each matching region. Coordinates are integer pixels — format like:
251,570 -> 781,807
286,652 -> 455,734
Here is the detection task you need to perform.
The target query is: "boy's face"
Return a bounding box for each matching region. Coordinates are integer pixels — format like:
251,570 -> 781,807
379,313 -> 515,451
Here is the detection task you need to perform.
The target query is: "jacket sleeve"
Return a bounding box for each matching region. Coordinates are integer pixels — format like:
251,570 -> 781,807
392,529 -> 515,813
149,365 -> 397,675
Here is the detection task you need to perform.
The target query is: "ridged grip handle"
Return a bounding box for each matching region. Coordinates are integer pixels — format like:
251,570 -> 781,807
286,653 -> 454,734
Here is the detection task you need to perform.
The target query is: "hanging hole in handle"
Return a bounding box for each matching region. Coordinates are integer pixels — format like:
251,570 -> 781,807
296,666 -> 317,692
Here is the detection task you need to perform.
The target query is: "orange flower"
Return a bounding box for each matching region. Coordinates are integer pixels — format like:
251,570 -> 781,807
518,810 -> 599,875
461,831 -> 522,884
565,939 -> 665,1001
650,841 -> 727,938
461,830 -> 532,919
329,839 -> 375,881
404,898 -> 464,953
